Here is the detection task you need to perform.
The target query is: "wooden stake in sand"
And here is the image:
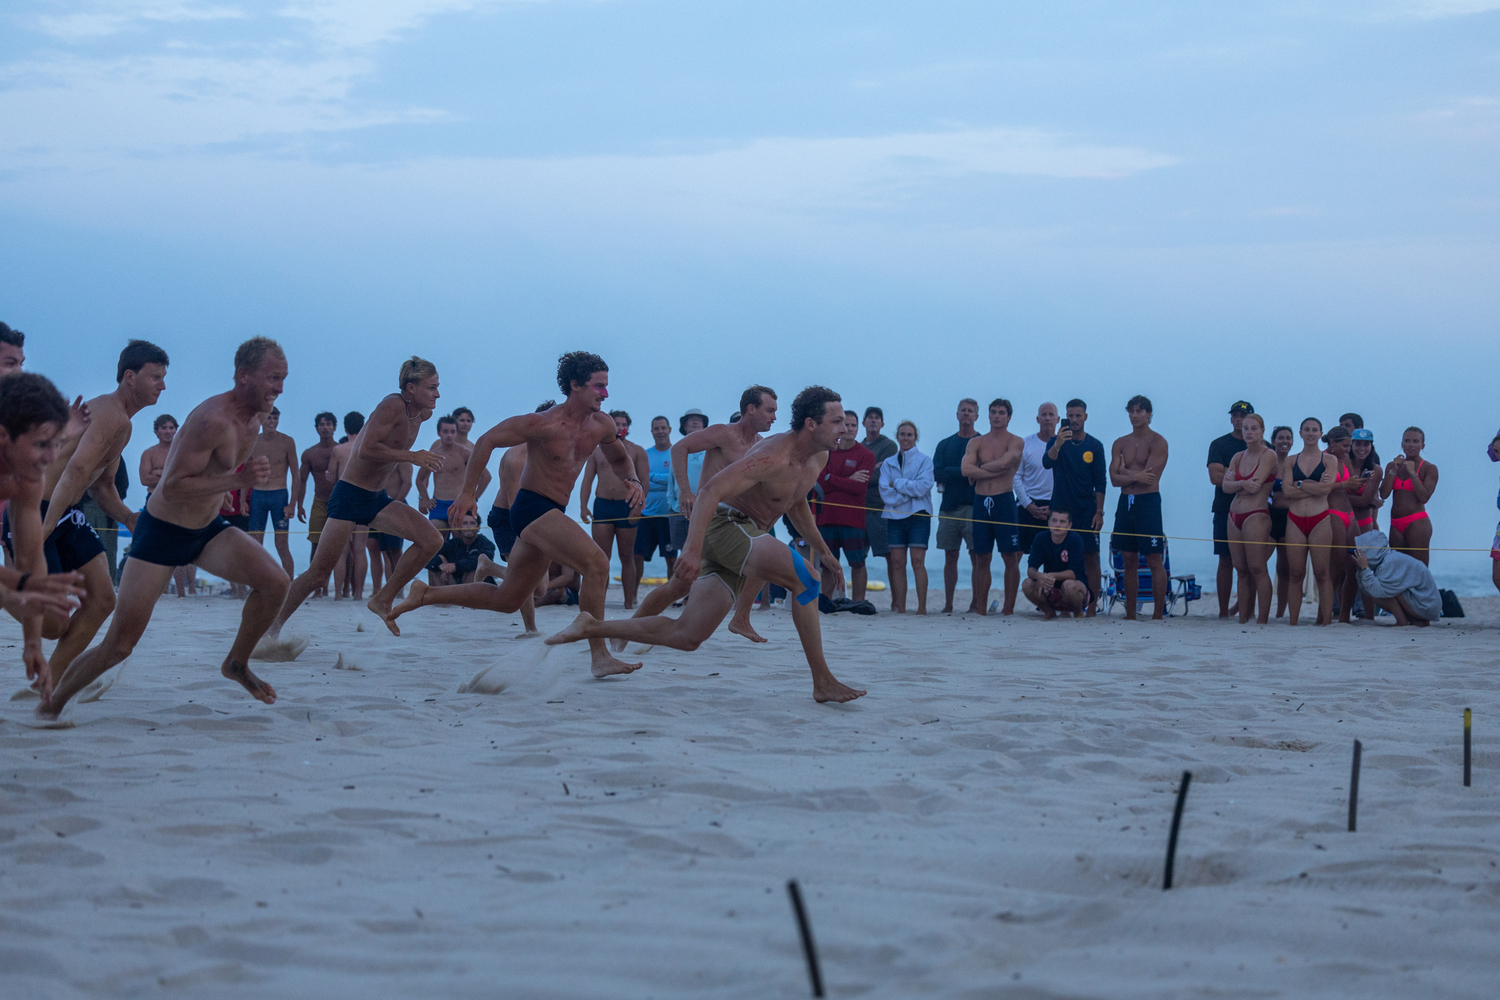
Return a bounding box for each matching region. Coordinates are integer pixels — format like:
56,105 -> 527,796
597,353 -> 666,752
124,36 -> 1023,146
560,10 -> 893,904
1162,770 -> 1191,891
1348,739 -> 1362,832
1464,708 -> 1472,788
785,879 -> 824,998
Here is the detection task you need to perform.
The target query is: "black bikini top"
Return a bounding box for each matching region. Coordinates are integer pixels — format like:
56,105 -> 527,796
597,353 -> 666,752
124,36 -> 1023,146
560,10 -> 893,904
1293,457 -> 1325,484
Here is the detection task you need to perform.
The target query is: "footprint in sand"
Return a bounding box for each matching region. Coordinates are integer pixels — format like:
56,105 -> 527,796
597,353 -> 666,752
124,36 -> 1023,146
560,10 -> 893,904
251,634 -> 311,662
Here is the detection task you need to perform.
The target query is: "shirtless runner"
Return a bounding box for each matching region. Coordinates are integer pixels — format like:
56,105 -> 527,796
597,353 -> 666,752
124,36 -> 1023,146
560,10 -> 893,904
545,385 -> 865,703
474,401 -> 553,636
23,341 -> 170,694
326,414 -> 370,599
961,398 -> 1025,615
248,406 -> 298,578
367,461 -> 412,596
617,385 -> 780,645
1107,395 -> 1170,619
296,411 -> 338,596
37,338 -> 293,719
268,358 -> 445,641
390,351 -> 644,677
418,414 -> 487,534
579,410 -> 648,608
0,374 -> 90,690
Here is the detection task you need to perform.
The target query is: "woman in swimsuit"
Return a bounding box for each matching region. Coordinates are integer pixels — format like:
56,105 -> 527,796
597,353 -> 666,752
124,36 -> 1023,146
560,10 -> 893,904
1379,426 -> 1438,565
1280,417 -> 1338,625
1344,428 -> 1383,621
1220,414 -> 1277,623
1268,425 -> 1295,618
1322,426 -> 1355,619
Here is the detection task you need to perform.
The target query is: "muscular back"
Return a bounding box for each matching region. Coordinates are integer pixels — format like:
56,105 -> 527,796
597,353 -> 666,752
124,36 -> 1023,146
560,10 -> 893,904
496,445 -> 526,508
345,394 -> 424,491
43,392 -> 132,500
699,424 -> 760,486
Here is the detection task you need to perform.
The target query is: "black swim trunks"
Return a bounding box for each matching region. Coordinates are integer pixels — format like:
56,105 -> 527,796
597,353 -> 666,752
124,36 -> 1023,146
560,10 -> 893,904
511,488 -> 566,538
129,508 -> 235,567
326,480 -> 394,526
1111,492 -> 1164,553
591,496 -> 634,526
0,499 -> 107,574
488,506 -> 516,560
972,492 -> 1021,554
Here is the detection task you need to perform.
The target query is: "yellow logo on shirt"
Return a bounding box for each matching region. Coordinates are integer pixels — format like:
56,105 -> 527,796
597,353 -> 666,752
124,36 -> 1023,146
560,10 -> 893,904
1082,451 -> 1094,463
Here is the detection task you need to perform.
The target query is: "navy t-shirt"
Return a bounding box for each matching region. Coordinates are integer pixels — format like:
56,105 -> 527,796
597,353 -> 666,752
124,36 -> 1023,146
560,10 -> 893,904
1028,530 -> 1088,594
1207,432 -> 1247,514
1041,434 -> 1106,518
933,432 -> 978,511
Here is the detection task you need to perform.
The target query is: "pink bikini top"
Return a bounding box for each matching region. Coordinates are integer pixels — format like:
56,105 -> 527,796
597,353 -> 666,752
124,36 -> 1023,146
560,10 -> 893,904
1391,459 -> 1425,491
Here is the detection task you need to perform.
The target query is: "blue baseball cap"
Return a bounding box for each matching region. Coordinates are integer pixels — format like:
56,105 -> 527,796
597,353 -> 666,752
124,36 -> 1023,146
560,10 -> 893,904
1351,428 -> 1374,442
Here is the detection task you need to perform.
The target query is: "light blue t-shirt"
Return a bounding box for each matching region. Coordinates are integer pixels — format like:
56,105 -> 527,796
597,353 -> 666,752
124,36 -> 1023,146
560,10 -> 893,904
643,445 -> 674,517
666,452 -> 705,514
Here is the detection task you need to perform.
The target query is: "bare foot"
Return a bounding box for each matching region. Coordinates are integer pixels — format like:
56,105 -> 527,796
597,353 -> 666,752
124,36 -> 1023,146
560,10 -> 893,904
915,608 -> 927,616
728,616 -> 768,643
514,628 -> 542,640
34,696 -> 63,722
389,580 -> 427,622
221,658 -> 277,704
590,647 -> 642,678
545,611 -> 598,646
813,675 -> 866,703
475,555 -> 505,582
368,595 -> 400,636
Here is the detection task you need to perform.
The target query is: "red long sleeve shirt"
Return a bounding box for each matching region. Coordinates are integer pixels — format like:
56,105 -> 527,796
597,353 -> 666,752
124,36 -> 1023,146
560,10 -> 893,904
816,444 -> 877,529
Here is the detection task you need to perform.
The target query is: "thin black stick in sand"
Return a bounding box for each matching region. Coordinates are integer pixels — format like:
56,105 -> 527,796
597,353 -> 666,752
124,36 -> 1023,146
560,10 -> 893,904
1348,739 -> 1362,832
786,879 -> 824,998
1163,770 -> 1191,890
1464,708 -> 1472,788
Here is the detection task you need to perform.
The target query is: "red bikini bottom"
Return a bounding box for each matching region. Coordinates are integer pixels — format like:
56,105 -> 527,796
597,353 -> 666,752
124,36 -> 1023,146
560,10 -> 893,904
1287,510 -> 1331,536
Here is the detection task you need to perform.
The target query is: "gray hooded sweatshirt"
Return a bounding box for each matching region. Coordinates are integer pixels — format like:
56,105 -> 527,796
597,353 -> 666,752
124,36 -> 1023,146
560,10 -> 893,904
1354,529 -> 1442,621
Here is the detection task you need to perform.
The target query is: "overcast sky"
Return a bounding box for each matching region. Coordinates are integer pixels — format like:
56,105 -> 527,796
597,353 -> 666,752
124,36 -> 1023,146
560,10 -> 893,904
2,1 -> 1497,587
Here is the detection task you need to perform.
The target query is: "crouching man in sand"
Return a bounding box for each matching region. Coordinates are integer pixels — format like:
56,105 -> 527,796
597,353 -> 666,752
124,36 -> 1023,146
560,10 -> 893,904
38,338 -> 292,719
546,385 -> 867,704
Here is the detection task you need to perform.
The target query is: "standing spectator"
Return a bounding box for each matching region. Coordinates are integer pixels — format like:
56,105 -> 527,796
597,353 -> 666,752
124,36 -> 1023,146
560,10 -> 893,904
1207,401 -> 1253,617
962,399 -> 1024,615
633,415 -> 677,590
879,421 -> 935,614
579,410 -> 648,608
666,408 -> 709,556
860,407 -> 898,604
1015,401 -> 1059,558
1108,395 -> 1169,620
76,461 -> 131,586
1379,427 -> 1438,566
932,398 -> 980,613
816,411 -> 877,603
1042,399 -> 1107,615
1490,426 -> 1500,597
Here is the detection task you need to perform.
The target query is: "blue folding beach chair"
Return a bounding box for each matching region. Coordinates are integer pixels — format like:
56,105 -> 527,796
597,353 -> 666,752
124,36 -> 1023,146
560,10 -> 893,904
1103,540 -> 1200,617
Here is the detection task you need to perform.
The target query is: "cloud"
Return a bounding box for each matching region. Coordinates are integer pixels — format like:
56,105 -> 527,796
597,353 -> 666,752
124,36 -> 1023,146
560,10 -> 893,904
30,2 -> 245,41
276,0 -> 515,49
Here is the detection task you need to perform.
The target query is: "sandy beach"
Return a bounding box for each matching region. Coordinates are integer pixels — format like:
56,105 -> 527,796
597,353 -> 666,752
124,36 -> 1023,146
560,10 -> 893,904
4,589 -> 1498,998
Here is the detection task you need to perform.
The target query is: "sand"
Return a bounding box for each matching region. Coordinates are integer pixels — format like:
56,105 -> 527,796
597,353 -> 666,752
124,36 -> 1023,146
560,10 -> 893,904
3,588 -> 1498,998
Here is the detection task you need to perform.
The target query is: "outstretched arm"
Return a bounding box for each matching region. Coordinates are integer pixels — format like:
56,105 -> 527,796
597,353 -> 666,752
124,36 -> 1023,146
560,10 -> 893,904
43,419 -> 129,535
447,414 -> 545,527
601,438 -> 646,510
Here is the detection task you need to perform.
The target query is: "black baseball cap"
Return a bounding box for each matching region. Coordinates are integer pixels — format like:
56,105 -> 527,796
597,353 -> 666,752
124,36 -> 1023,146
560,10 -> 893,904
1229,401 -> 1254,415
